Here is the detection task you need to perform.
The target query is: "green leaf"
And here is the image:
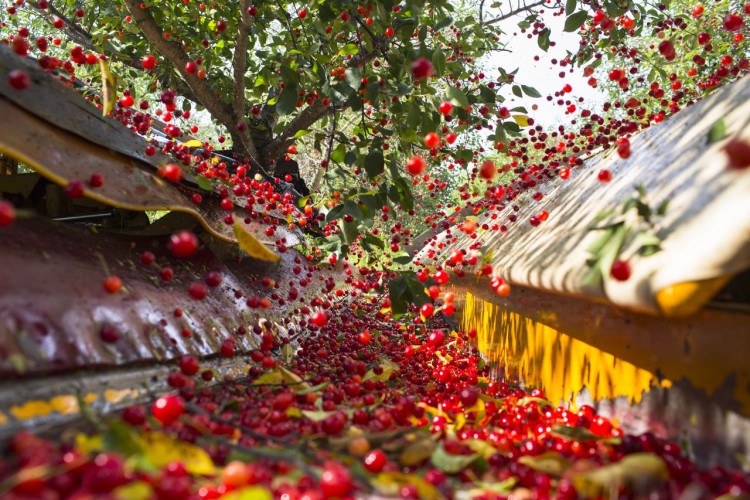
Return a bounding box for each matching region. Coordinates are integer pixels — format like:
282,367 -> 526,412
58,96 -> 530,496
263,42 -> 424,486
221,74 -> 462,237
447,86 -> 470,108
707,118 -> 727,145
565,0 -> 576,15
564,11 -> 589,32
552,425 -> 620,443
364,150 -> 385,179
538,27 -> 551,52
393,255 -> 413,265
512,85 -> 523,98
338,43 -> 360,56
521,85 -> 542,98
276,86 -> 298,115
430,442 -> 481,474
656,199 -> 670,216
433,16 -> 453,31
519,452 -> 571,477
195,176 -> 213,191
294,381 -> 330,395
432,47 -> 447,75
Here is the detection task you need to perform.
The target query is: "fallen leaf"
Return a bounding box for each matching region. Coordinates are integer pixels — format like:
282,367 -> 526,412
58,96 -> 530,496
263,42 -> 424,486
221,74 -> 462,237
519,452 -> 571,477
430,442 -> 481,474
399,436 -> 438,466
573,453 -> 668,497
372,472 -> 442,500
233,221 -> 280,263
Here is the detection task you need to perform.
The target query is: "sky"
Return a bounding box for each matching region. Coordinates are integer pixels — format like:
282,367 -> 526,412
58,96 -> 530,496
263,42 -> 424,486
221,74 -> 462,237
488,8 -> 607,128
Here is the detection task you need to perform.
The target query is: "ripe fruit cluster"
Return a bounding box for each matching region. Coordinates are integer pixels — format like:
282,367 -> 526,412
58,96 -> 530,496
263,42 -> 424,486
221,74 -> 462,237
3,307 -> 747,499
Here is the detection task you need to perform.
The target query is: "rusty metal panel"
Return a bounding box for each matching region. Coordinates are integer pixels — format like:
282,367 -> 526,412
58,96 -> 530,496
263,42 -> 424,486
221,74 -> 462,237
0,216 -> 340,376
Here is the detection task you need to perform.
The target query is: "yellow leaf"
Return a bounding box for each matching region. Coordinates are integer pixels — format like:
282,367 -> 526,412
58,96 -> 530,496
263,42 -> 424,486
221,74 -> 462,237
454,412 -> 466,431
220,486 -> 273,500
278,366 -> 309,390
373,472 -> 443,500
75,433 -> 103,454
233,221 -> 280,263
113,481 -> 153,500
400,437 -> 438,466
253,367 -> 283,385
363,359 -> 398,382
136,432 -> 216,475
286,407 -> 302,418
183,139 -> 204,148
513,115 -> 529,127
99,59 -> 116,117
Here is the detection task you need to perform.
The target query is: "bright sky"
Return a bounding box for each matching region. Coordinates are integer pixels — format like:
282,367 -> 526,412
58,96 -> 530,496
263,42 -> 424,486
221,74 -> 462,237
488,9 -> 607,128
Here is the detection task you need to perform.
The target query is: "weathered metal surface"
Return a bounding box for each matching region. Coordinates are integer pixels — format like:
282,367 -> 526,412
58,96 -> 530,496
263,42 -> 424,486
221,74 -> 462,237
0,354 -> 262,440
0,45 -> 175,174
458,284 -> 750,467
415,74 -> 750,316
0,215 -> 339,377
0,96 -> 300,248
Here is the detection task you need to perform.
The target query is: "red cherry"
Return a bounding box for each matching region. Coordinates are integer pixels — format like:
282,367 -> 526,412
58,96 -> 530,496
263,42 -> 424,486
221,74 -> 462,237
141,54 -> 156,70
725,138 -> 750,169
319,462 -> 353,498
220,338 -> 235,357
103,276 -> 122,294
169,230 -> 199,258
406,156 -> 427,176
157,163 -> 184,183
8,69 -> 30,90
358,331 -> 372,344
479,160 -> 497,180
0,200 -> 16,227
89,173 -> 104,187
610,259 -> 631,281
310,310 -> 328,327
298,8 -> 307,19
411,58 -> 434,79
432,270 -> 449,285
427,330 -> 445,347
424,132 -> 441,149
188,282 -> 207,299
420,303 -> 435,318
185,61 -> 197,74
438,101 -> 453,115
724,13 -> 743,31
385,27 -> 394,37
152,395 -> 184,425
99,324 -> 120,343
597,169 -> 613,182
140,251 -> 155,266
363,450 -> 387,473
179,355 -> 200,376
445,132 -> 457,144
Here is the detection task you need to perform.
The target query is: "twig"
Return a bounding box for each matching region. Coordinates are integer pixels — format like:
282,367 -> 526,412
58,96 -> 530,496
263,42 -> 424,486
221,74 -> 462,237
482,0 -> 547,25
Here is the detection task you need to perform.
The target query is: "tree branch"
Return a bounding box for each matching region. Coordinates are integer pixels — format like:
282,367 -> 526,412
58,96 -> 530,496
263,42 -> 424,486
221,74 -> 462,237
262,100 -> 332,162
121,0 -> 259,160
232,0 -> 253,121
482,0 -> 547,25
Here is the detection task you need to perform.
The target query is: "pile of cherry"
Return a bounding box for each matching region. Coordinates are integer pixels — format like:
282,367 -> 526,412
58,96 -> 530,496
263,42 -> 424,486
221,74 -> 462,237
1,301 -> 748,499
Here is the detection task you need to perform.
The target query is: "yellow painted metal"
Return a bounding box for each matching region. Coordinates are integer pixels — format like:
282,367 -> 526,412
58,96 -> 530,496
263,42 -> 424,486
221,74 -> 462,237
460,290 -> 750,413
656,276 -> 733,317
461,292 -> 672,408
